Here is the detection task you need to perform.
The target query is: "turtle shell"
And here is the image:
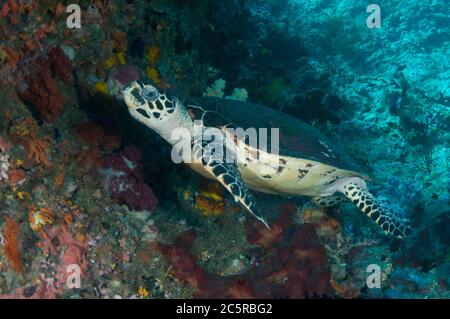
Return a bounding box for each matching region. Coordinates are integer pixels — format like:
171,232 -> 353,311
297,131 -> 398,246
188,97 -> 362,173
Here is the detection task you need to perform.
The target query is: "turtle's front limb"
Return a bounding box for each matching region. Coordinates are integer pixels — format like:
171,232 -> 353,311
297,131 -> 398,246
329,177 -> 412,238
191,132 -> 270,229
208,161 -> 270,229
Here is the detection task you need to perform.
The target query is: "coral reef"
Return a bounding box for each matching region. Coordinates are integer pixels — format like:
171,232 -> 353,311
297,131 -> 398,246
159,202 -> 333,298
0,0 -> 448,301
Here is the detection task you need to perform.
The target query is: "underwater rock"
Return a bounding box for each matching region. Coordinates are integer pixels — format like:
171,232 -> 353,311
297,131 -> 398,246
129,37 -> 145,58
300,203 -> 342,240
74,121 -> 121,169
158,229 -> 215,298
387,267 -> 434,297
160,202 -> 333,298
246,203 -> 334,298
9,226 -> 90,299
108,174 -> 157,212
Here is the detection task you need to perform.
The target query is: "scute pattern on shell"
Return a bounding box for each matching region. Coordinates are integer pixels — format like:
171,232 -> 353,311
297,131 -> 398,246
189,97 -> 363,173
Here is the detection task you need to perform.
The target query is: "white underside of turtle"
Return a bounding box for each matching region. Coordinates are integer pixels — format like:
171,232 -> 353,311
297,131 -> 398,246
122,81 -> 412,239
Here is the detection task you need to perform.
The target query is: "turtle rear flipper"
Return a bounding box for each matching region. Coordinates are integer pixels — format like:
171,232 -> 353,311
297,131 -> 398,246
330,177 -> 412,238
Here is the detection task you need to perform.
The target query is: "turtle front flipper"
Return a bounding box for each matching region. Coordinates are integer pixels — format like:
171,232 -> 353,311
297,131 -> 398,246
328,177 -> 412,238
210,161 -> 270,229
192,133 -> 270,229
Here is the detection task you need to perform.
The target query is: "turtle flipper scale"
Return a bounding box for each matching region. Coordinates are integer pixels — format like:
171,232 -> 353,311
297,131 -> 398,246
211,162 -> 269,229
192,133 -> 270,229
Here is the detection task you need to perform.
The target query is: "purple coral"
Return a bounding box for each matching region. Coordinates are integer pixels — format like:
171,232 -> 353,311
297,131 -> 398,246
112,65 -> 140,86
101,145 -> 157,211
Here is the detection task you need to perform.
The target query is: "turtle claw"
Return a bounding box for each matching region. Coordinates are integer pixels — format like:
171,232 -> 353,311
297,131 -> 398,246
246,203 -> 270,230
260,217 -> 271,231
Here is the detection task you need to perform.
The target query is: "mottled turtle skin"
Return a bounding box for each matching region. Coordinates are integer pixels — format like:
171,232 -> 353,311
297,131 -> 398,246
122,82 -> 412,238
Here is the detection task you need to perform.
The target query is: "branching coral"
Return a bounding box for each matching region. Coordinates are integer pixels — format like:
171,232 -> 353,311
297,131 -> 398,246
26,136 -> 52,167
9,117 -> 52,167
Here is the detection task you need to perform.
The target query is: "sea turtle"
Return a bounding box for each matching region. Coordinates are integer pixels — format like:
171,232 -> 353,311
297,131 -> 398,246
122,81 -> 412,238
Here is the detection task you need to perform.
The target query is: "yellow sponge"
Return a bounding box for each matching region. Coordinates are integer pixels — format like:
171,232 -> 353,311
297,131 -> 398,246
146,66 -> 161,84
95,81 -> 109,95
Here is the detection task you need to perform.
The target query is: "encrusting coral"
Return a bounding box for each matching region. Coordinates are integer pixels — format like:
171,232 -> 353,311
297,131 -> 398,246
47,46 -> 73,85
101,145 -> 158,212
3,217 -> 23,273
18,55 -> 64,123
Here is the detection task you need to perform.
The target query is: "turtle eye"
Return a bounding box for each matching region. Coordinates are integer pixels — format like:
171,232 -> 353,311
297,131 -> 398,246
141,86 -> 159,102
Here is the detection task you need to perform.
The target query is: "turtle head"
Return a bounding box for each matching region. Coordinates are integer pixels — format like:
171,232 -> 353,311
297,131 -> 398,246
122,81 -> 177,127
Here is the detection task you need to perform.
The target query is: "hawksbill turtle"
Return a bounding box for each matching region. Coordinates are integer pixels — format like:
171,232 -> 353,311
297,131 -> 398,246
122,81 -> 412,238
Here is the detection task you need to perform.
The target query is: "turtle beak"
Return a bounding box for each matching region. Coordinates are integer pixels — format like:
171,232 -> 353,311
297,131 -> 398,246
122,81 -> 142,110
